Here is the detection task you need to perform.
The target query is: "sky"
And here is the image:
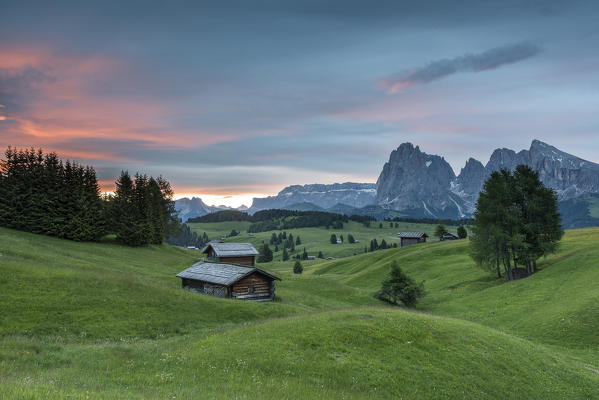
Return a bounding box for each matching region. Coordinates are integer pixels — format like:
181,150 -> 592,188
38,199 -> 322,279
1,1 -> 598,207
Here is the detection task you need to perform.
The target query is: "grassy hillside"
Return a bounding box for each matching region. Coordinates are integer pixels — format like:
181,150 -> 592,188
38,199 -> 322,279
2,309 -> 598,399
1,226 -> 599,398
0,228 -> 374,341
311,227 -> 599,352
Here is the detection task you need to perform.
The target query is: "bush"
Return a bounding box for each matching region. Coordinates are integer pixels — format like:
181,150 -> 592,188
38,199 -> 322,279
374,261 -> 424,307
457,225 -> 467,239
293,260 -> 303,274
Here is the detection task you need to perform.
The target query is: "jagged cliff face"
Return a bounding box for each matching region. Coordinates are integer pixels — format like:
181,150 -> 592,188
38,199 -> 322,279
480,140 -> 599,199
375,143 -> 464,218
249,182 -> 377,212
375,140 -> 599,218
451,158 -> 487,214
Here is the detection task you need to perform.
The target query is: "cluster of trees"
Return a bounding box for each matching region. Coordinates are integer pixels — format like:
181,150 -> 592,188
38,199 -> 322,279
269,231 -> 297,256
0,148 -> 106,241
374,261 -> 425,307
248,209 -> 348,232
108,171 -> 178,246
386,216 -> 473,226
165,225 -> 209,249
367,239 -> 397,252
470,166 -> 563,281
0,148 -> 178,246
190,209 -> 349,232
348,214 -> 376,227
188,210 -> 250,223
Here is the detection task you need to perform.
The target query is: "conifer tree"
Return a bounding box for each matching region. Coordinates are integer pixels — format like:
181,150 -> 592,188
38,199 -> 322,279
258,243 -> 273,263
374,261 -> 424,307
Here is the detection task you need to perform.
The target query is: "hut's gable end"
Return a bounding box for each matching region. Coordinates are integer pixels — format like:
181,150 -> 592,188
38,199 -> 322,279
232,272 -> 274,300
219,255 -> 255,266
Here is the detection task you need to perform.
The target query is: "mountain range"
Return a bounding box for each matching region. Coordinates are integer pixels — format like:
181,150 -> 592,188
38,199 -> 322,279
176,140 -> 599,228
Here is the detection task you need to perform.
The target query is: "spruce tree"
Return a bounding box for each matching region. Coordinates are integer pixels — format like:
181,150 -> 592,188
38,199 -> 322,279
293,260 -> 303,274
282,247 -> 289,261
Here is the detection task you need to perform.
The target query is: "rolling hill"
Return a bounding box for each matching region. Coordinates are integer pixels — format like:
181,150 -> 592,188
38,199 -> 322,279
1,226 -> 599,398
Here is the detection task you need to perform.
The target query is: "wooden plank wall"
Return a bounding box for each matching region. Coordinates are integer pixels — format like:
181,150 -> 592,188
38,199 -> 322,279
231,272 -> 272,298
219,256 -> 255,266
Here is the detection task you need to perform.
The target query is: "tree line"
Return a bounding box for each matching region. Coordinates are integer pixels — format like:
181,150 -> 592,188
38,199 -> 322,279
0,147 -> 178,246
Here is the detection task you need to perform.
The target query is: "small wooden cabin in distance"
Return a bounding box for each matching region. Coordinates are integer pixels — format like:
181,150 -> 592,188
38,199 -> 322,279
203,242 -> 259,266
176,243 -> 281,301
398,232 -> 428,247
440,232 -> 459,241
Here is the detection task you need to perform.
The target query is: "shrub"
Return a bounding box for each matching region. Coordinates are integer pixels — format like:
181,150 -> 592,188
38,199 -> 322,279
293,260 -> 303,274
374,261 -> 424,307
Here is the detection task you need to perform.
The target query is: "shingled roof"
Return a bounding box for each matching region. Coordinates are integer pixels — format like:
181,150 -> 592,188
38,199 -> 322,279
176,261 -> 280,286
202,242 -> 259,257
398,232 -> 428,238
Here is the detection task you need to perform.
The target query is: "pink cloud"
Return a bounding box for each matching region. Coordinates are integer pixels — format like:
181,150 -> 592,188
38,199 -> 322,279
0,45 -> 237,155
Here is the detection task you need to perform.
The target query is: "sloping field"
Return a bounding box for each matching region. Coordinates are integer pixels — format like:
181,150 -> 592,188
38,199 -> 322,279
312,228 -> 599,351
1,227 -> 598,398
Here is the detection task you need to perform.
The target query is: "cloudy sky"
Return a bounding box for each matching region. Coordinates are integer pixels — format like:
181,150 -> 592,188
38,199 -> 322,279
1,1 -> 598,206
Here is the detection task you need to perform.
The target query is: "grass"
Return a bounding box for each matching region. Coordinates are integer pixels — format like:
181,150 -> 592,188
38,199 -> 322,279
188,220 -> 447,259
1,226 -> 599,398
2,309 -> 598,399
310,228 -> 599,352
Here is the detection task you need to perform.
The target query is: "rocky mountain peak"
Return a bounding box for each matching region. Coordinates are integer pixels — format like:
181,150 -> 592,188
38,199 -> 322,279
376,142 -> 459,217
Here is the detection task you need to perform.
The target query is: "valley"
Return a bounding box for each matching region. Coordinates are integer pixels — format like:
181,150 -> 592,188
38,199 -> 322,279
2,226 -> 598,398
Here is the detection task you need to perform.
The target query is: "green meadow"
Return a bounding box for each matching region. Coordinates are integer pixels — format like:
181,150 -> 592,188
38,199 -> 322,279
188,220 -> 446,259
1,226 -> 599,398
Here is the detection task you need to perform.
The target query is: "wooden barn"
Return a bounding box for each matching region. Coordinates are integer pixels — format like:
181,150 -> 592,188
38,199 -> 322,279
202,242 -> 259,266
398,232 -> 428,247
440,232 -> 459,241
176,262 -> 281,301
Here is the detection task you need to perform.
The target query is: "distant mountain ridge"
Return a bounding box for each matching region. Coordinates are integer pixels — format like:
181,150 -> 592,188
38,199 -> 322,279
174,197 -> 243,222
175,140 -> 599,227
248,182 -> 377,213
377,139 -> 599,221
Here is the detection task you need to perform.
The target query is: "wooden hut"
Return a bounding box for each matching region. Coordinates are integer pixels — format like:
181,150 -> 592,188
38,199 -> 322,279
440,232 -> 459,241
202,242 -> 259,266
176,262 -> 281,301
398,232 -> 428,247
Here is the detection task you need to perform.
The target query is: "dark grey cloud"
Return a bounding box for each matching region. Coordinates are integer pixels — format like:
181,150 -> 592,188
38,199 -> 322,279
383,42 -> 541,92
